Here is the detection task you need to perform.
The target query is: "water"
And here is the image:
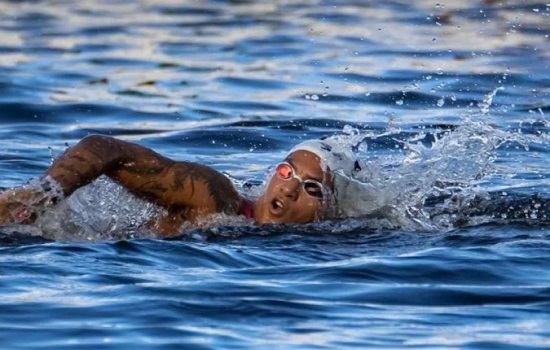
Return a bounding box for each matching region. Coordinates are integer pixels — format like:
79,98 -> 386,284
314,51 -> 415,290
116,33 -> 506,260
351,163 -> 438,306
1,0 -> 550,348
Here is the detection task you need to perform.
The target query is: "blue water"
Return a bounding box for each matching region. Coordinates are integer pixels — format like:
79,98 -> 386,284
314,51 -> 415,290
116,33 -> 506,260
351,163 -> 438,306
1,0 -> 550,348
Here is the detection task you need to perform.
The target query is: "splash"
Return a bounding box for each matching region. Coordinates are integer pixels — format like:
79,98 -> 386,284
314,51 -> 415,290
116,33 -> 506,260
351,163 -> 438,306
36,176 -> 160,241
477,86 -> 504,116
324,88 -> 550,231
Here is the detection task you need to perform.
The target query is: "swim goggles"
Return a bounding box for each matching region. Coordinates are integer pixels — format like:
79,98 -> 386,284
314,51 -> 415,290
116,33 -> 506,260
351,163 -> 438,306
275,162 -> 327,199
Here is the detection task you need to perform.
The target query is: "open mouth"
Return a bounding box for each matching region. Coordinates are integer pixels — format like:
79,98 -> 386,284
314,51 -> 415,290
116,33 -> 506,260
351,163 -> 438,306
269,198 -> 285,216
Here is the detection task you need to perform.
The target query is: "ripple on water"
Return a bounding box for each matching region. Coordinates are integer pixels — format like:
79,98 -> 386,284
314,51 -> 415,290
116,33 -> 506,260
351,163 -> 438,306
0,0 -> 550,349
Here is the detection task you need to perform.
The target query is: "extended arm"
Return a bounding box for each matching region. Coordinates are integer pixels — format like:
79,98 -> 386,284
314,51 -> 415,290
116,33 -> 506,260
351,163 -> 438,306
0,135 -> 242,231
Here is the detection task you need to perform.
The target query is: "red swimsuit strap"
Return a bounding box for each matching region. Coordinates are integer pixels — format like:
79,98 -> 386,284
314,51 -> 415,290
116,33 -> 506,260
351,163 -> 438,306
239,199 -> 255,219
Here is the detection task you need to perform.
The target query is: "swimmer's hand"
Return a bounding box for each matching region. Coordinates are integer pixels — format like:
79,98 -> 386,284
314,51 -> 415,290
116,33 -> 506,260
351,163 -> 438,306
0,187 -> 54,225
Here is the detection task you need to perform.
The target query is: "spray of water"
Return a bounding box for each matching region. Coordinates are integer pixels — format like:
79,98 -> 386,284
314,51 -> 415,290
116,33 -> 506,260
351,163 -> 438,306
36,176 -> 161,241
329,87 -> 549,231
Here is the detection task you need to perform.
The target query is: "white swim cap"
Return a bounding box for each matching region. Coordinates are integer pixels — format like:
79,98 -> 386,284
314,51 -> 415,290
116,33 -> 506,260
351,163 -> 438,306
289,137 -> 358,176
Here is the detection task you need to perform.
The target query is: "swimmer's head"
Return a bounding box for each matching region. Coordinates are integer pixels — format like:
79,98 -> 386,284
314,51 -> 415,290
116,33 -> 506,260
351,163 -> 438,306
254,137 -> 359,224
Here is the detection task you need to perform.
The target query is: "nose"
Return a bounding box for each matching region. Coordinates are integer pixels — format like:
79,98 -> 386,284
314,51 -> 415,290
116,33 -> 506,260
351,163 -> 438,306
279,179 -> 301,200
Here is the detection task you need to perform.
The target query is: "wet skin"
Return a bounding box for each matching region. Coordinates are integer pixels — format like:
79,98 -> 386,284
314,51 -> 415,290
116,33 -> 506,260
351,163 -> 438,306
0,135 -> 329,236
254,150 -> 329,224
0,135 -> 241,236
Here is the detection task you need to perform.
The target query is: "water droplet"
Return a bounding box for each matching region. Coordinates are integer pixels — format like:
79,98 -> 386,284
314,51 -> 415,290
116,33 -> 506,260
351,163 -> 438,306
395,99 -> 404,106
365,92 -> 371,96
343,125 -> 358,135
436,98 -> 445,107
311,94 -> 319,100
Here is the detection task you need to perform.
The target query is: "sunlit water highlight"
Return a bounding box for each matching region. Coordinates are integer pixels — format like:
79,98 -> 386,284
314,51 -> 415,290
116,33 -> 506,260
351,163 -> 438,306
1,1 -> 550,349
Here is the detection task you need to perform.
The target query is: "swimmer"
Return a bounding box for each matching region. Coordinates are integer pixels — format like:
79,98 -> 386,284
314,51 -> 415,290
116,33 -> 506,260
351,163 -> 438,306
0,135 -> 361,236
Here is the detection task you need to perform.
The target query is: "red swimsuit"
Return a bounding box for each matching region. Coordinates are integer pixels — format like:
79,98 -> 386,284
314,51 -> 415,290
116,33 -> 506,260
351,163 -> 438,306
239,199 -> 255,219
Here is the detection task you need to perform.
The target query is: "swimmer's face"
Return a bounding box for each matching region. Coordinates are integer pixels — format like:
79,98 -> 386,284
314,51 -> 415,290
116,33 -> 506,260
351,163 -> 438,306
255,150 -> 331,225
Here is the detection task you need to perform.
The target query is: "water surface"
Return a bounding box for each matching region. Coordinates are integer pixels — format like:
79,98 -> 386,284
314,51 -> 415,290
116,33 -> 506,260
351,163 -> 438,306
1,0 -> 550,349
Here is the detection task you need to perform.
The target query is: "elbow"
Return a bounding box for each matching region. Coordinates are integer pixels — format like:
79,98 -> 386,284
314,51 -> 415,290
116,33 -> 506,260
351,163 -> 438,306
76,134 -> 125,166
78,134 -> 121,154
79,134 -> 116,147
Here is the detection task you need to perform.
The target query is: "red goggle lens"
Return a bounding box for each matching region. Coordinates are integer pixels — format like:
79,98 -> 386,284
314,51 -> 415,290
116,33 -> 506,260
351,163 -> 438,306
275,163 -> 293,180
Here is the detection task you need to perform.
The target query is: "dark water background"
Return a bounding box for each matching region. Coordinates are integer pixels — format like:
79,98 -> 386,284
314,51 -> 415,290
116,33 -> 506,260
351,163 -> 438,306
1,0 -> 550,348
